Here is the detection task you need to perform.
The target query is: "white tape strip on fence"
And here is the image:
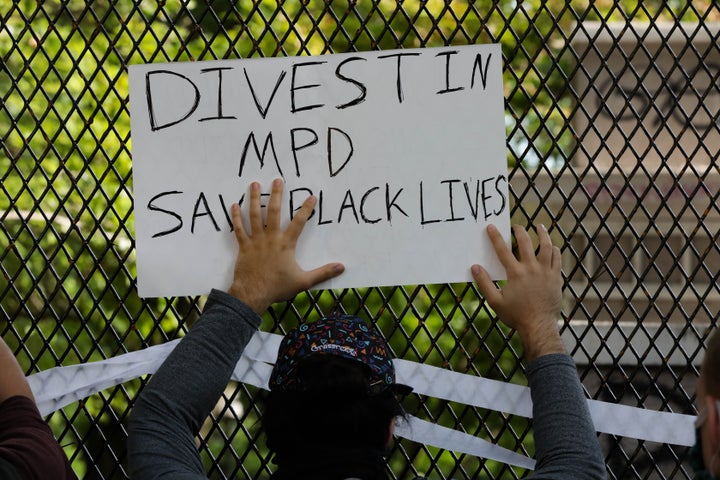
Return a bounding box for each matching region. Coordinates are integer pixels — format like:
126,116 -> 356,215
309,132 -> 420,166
26,331 -> 696,470
242,332 -> 696,446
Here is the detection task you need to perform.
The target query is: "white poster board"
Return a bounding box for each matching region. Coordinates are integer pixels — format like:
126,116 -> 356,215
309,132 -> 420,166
128,44 -> 509,298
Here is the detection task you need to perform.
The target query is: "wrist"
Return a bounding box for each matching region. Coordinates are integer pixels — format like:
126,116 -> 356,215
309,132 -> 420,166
522,334 -> 566,362
516,320 -> 565,362
227,284 -> 269,315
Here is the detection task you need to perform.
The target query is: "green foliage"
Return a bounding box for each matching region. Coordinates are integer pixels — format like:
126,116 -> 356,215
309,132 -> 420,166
1,0 -> 716,477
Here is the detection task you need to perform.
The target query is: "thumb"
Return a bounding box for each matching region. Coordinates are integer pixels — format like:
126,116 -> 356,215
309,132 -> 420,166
304,262 -> 345,288
471,264 -> 502,307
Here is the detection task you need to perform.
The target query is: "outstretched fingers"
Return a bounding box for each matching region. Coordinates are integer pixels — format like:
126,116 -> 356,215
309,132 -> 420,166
471,224 -> 511,307
265,178 -> 284,231
248,182 -> 264,235
513,224 -> 535,263
552,245 -> 562,272
535,224 -> 562,273
285,194 -> 316,244
231,203 -> 249,246
486,224 -> 517,270
536,224 -> 553,266
471,263 -> 502,307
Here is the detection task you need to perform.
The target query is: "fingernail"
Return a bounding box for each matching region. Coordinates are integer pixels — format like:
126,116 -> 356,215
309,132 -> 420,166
487,224 -> 497,233
334,263 -> 345,273
307,195 -> 317,206
539,224 -> 547,231
471,264 -> 481,275
273,178 -> 283,187
251,182 -> 260,192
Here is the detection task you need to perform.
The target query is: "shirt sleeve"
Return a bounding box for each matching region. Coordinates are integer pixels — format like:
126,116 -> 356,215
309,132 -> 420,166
0,395 -> 77,480
524,353 -> 606,480
127,289 -> 261,480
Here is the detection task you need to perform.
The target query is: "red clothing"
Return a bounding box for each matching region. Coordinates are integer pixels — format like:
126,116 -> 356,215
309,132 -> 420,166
0,396 -> 76,479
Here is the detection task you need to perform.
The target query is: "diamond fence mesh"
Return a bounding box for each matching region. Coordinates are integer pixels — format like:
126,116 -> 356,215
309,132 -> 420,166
1,1 -> 718,479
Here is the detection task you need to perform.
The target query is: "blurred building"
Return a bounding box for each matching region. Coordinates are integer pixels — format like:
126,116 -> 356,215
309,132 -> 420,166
513,21 -> 720,368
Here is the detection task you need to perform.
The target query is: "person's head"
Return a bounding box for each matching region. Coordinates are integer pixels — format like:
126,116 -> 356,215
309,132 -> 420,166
693,328 -> 720,478
263,315 -> 411,459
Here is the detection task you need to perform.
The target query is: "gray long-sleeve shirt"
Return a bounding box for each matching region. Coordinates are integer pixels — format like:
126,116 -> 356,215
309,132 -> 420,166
127,289 -> 606,479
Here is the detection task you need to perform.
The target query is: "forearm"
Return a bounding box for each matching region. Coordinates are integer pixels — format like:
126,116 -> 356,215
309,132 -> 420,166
127,289 -> 261,479
0,338 -> 34,404
525,354 -> 606,480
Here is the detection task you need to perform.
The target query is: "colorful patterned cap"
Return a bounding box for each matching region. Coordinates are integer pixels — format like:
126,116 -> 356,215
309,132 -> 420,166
269,314 -> 412,395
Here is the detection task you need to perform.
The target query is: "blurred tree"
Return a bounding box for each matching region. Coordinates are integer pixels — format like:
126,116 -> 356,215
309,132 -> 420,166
1,0 -> 716,478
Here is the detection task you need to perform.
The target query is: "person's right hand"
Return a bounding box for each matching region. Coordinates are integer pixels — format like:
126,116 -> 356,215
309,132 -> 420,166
471,224 -> 565,361
227,179 -> 345,314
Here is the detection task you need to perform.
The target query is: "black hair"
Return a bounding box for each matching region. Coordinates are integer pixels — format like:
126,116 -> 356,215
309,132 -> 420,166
263,354 -> 406,454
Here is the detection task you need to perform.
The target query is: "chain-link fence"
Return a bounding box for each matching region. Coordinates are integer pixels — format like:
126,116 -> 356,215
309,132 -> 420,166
2,2 -> 718,479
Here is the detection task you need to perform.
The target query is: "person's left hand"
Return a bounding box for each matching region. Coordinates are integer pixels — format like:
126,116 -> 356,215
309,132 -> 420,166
228,179 -> 345,314
471,224 -> 564,361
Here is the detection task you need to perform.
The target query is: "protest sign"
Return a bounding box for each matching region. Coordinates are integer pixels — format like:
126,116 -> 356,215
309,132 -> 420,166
128,44 -> 509,298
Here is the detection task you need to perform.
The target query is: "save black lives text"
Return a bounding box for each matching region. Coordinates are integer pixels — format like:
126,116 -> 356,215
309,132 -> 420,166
147,177 -> 506,238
